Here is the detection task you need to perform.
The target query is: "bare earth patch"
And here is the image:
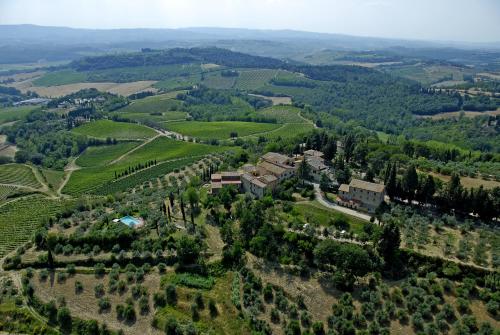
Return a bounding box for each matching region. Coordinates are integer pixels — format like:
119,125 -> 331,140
248,94 -> 292,105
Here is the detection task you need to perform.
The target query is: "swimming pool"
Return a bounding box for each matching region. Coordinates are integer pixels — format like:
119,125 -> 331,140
120,215 -> 141,227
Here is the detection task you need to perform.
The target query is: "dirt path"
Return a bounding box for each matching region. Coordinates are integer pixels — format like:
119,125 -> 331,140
10,272 -> 48,325
238,124 -> 287,139
57,156 -> 81,197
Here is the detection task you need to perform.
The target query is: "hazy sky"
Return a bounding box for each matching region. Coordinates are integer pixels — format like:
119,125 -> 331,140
1,0 -> 499,42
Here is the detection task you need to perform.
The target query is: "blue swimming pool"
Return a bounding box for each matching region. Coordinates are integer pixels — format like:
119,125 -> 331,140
120,215 -> 141,227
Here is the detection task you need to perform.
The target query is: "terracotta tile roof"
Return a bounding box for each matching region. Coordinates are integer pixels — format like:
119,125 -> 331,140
349,179 -> 385,193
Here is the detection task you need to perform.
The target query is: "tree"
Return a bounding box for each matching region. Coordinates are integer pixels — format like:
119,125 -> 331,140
319,173 -> 331,191
445,174 -> 463,209
402,165 -> 418,202
180,198 -> 186,223
377,220 -> 401,272
385,163 -> 397,200
418,174 -> 436,204
297,159 -> 310,183
176,235 -> 201,265
166,284 -> 177,306
322,138 -> 337,162
343,133 -> 356,163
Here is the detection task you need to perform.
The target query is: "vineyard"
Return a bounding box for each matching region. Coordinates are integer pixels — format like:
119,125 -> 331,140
76,142 -> 140,168
233,69 -> 279,90
116,93 -> 182,114
92,156 -> 200,195
256,105 -> 305,123
0,195 -> 73,258
72,120 -> 157,140
63,137 -> 231,195
202,72 -> 237,89
0,164 -> 43,189
164,121 -> 281,140
0,185 -> 32,205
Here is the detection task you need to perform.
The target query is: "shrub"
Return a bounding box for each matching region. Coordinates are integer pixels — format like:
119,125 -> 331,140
98,297 -> 111,313
195,292 -> 204,309
66,264 -> 76,275
486,300 -> 498,316
57,307 -> 72,332
166,284 -> 177,306
263,283 -> 274,303
164,316 -> 180,335
456,297 -> 470,314
94,283 -> 105,297
139,296 -> 149,315
208,298 -> 218,318
153,292 -> 166,308
75,281 -> 83,293
411,312 -> 424,331
190,303 -> 199,321
94,263 -> 105,277
270,308 -> 280,323
312,321 -> 324,335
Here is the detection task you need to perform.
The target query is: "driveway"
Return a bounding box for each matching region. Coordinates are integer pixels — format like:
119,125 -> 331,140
311,183 -> 376,223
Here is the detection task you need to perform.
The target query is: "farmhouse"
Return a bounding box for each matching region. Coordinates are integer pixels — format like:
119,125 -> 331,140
304,149 -> 324,158
337,179 -> 385,213
241,173 -> 278,198
210,171 -> 242,194
306,156 -> 329,182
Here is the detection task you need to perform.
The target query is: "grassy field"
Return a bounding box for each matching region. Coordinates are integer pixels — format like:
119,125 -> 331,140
0,164 -> 42,189
0,195 -> 73,257
76,142 -> 140,168
153,74 -> 201,91
293,201 -> 368,235
117,111 -> 188,124
256,105 -> 305,123
202,72 -> 237,89
72,120 -> 157,140
0,106 -> 38,125
165,121 -> 281,140
63,137 -> 229,195
32,69 -> 87,86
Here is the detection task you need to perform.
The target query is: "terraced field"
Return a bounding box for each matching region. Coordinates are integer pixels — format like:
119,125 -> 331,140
63,137 -> 230,195
0,195 -> 73,257
202,72 -> 237,89
72,120 -> 157,140
164,121 -> 281,140
0,164 -> 43,189
116,111 -> 187,124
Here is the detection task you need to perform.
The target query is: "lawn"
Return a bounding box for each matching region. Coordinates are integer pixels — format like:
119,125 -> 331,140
0,105 -> 38,124
32,69 -> 88,86
164,121 -> 281,140
72,120 -> 157,140
0,164 -> 42,189
294,201 -> 368,235
63,137 -> 230,195
76,142 -> 140,167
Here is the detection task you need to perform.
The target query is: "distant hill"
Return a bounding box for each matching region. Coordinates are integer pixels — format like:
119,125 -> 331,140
1,24 -> 499,65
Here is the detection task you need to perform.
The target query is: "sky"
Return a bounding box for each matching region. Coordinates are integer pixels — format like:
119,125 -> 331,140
1,0 -> 499,43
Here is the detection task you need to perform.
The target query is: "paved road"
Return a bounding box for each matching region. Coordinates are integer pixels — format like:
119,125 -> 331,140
311,183 -> 376,223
